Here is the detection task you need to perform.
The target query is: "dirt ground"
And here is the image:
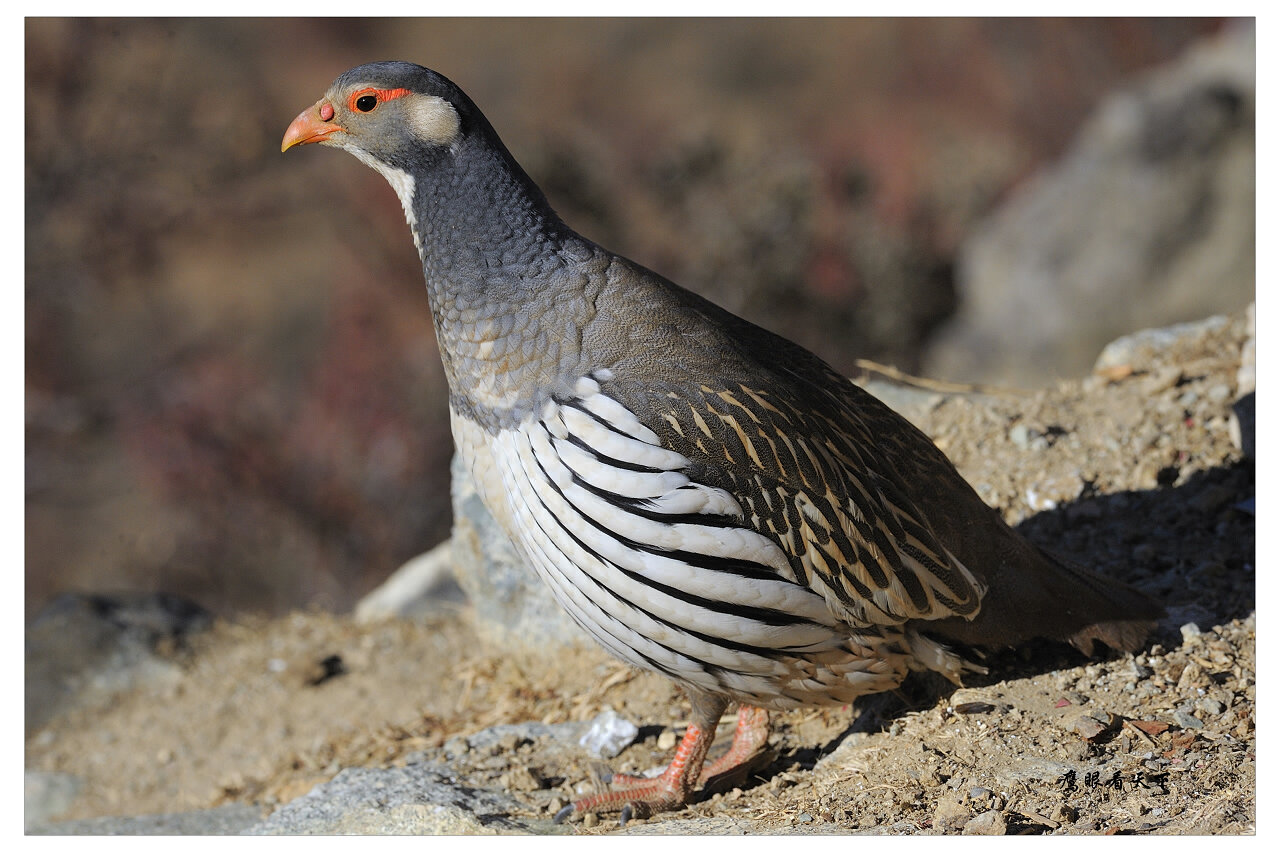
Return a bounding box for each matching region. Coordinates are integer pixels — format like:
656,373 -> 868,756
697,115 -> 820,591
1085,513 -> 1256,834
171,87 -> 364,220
26,309 -> 1254,835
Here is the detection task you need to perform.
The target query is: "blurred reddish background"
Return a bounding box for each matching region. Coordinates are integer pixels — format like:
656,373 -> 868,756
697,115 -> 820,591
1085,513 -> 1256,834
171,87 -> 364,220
25,18 -> 1226,618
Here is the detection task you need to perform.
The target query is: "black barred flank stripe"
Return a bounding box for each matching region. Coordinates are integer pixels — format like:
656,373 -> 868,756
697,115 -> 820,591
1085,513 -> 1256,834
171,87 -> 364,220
625,538 -> 795,586
539,481 -> 811,636
557,396 -> 644,440
567,471 -> 745,530
506,460 -> 711,683
544,384 -> 983,640
547,508 -> 791,663
618,560 -> 819,630
560,431 -> 669,474
523,432 -> 804,660
552,580 -> 693,684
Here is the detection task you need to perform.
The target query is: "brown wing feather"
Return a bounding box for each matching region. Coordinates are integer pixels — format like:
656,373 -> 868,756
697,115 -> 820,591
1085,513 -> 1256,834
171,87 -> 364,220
593,261 -> 1161,653
633,378 -> 985,629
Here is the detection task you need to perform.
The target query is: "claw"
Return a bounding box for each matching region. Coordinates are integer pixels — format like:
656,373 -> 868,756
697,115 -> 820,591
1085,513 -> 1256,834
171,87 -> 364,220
555,694 -> 769,825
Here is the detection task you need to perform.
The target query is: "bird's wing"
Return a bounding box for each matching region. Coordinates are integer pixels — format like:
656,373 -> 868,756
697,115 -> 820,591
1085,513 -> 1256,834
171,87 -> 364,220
612,373 -> 987,629
484,371 -> 861,692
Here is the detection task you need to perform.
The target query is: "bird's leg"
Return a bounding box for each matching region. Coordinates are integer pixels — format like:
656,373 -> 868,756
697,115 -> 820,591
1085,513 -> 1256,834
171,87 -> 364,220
607,703 -> 772,792
697,704 -> 771,787
555,691 -> 728,824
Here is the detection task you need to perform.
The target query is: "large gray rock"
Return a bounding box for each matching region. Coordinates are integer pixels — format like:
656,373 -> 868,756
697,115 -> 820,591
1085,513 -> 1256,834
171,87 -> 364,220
1092,313 -> 1231,374
248,762 -> 555,835
926,23 -> 1254,387
354,539 -> 465,623
447,453 -> 590,648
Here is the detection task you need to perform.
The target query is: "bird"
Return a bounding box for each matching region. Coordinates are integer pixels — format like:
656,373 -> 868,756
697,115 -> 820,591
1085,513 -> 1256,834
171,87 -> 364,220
282,61 -> 1163,824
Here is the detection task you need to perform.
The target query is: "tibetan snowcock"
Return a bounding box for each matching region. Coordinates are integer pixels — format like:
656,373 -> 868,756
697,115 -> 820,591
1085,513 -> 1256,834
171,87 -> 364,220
283,61 -> 1162,823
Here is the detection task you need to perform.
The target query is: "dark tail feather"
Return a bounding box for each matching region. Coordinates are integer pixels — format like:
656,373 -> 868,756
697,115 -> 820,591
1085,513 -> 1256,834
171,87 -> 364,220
1067,619 -> 1158,655
1050,553 -> 1163,654
927,529 -> 1164,655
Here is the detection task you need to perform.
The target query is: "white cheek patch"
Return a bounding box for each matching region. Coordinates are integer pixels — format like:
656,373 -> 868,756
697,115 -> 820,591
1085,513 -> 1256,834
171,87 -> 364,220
342,144 -> 421,250
404,94 -> 461,146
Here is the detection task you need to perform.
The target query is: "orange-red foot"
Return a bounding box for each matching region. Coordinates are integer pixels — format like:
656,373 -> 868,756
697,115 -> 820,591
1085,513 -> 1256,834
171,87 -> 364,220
554,715 -> 713,825
554,702 -> 773,825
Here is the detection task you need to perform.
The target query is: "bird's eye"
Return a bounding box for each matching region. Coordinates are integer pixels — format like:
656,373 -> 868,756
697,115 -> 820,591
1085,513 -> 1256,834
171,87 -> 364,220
355,94 -> 378,112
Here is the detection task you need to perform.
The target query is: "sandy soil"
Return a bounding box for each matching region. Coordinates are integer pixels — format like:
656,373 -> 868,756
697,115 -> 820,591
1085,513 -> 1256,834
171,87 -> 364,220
26,309 -> 1254,835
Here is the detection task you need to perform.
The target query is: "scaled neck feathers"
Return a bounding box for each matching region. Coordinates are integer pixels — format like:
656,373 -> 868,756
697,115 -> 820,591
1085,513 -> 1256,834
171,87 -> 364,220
389,124 -> 604,429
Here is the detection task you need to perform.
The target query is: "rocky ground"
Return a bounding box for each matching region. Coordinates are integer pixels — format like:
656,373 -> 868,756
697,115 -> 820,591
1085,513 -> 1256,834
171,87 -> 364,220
25,308 -> 1255,835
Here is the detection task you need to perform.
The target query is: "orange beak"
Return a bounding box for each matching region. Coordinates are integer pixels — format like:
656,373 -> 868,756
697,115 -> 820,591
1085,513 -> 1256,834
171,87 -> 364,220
281,100 -> 343,152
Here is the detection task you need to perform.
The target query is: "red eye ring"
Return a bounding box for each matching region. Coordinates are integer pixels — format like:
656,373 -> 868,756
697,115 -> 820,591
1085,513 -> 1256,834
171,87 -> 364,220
347,87 -> 413,114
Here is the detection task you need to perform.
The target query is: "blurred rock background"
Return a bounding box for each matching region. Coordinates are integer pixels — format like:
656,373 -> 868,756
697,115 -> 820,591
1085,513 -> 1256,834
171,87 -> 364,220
25,18 -> 1253,619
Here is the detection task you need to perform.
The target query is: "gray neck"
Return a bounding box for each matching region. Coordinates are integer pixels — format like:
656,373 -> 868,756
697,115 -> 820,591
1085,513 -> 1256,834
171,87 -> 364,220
400,133 -> 607,429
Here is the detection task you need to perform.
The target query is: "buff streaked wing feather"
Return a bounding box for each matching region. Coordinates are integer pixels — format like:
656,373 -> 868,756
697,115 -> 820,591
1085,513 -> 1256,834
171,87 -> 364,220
629,379 -> 986,628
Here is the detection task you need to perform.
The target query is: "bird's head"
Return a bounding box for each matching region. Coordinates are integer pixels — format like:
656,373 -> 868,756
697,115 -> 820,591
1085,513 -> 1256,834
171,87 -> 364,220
282,60 -> 569,312
281,61 -> 465,166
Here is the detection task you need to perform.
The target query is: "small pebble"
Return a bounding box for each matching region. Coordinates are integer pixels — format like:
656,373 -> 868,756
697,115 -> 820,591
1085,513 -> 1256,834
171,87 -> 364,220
933,792 -> 971,832
1173,709 -> 1205,729
1198,698 -> 1225,715
962,810 -> 1007,835
1208,383 -> 1232,403
582,812 -> 599,828
1051,802 -> 1078,824
579,709 -> 639,759
1065,709 -> 1112,741
1142,366 -> 1183,394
